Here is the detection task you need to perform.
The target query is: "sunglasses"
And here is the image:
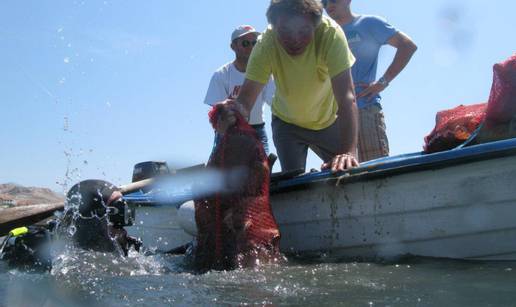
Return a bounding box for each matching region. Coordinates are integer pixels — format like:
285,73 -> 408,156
241,40 -> 257,48
321,0 -> 337,7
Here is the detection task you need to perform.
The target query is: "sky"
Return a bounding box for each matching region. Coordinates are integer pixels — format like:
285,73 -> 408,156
0,0 -> 515,193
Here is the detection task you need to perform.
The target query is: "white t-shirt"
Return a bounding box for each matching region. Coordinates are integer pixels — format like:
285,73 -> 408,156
203,62 -> 275,125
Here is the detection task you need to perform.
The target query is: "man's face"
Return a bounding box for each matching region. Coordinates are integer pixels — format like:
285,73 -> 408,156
324,0 -> 351,20
231,33 -> 258,60
275,14 -> 315,56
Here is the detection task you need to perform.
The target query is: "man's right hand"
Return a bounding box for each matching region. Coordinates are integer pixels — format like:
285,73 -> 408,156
321,152 -> 359,173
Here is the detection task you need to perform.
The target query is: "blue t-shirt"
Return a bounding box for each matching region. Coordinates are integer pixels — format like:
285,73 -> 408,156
343,15 -> 397,108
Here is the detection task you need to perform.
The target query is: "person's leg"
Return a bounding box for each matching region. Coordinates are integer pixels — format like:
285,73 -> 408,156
252,124 -> 269,154
304,118 -> 352,165
271,116 -> 309,172
357,104 -> 389,162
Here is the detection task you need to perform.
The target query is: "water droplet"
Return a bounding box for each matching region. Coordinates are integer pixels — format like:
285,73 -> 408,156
63,117 -> 69,131
68,225 -> 76,235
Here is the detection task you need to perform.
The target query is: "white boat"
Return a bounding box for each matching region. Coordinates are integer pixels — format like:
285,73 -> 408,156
126,138 -> 516,261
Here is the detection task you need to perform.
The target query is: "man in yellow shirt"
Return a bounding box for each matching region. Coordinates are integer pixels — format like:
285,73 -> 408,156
217,0 -> 359,172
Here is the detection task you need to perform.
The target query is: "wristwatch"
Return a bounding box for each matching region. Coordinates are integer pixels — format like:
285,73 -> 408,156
378,76 -> 389,86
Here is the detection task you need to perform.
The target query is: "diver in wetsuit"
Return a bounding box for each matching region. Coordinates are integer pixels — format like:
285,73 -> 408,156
59,179 -> 141,256
0,224 -> 54,271
0,180 -> 142,271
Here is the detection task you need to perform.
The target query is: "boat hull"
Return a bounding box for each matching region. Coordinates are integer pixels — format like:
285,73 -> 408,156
272,155 -> 516,261
127,139 -> 516,260
127,204 -> 193,251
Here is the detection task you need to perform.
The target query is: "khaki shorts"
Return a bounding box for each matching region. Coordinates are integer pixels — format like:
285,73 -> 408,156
357,104 -> 390,162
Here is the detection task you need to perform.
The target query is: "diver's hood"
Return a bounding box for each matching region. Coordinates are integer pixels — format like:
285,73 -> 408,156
65,180 -> 120,252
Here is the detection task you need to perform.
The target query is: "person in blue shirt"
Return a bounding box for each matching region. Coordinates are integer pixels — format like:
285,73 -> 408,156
324,0 -> 417,162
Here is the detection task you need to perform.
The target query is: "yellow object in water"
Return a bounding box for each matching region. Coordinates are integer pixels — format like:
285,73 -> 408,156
9,227 -> 29,237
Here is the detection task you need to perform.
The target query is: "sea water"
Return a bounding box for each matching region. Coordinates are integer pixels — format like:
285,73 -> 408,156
1,213 -> 515,306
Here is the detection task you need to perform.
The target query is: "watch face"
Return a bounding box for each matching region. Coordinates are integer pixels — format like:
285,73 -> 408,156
379,77 -> 388,85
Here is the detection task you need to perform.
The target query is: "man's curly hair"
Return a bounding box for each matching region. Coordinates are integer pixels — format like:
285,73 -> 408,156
266,0 -> 323,27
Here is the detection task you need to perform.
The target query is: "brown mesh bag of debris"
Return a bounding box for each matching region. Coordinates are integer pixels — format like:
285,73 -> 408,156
477,54 -> 516,142
194,104 -> 280,271
424,103 -> 486,153
485,54 -> 516,127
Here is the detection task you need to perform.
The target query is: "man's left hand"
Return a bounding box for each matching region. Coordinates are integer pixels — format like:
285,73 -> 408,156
357,82 -> 388,100
321,153 -> 359,173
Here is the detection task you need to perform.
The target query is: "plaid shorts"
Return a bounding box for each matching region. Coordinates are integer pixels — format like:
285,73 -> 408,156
357,104 -> 390,162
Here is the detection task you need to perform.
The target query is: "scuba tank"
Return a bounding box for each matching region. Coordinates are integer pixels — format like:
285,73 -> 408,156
0,224 -> 54,271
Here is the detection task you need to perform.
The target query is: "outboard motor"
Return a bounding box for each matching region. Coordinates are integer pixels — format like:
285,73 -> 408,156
132,161 -> 170,183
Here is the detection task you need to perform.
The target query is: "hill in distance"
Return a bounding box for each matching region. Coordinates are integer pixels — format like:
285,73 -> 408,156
0,183 -> 64,206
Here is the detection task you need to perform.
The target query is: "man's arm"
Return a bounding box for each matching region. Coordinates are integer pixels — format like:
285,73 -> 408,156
322,68 -> 360,172
215,78 -> 265,134
383,31 -> 417,83
358,31 -> 417,99
236,78 -> 266,118
262,78 -> 276,106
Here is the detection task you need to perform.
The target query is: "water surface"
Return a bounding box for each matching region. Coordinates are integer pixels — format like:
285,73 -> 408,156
1,210 -> 515,306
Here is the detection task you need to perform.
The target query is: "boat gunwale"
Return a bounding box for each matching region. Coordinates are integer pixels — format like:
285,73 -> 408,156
270,138 -> 516,194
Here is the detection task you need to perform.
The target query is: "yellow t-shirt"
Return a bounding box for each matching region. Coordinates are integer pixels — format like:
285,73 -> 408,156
246,16 -> 355,130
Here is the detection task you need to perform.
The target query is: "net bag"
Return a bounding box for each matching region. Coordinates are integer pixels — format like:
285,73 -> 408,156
485,54 -> 516,127
194,105 -> 280,271
475,54 -> 516,142
424,103 -> 486,153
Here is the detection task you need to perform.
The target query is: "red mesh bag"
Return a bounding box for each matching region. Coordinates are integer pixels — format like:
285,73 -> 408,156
485,54 -> 516,127
194,105 -> 280,271
424,103 -> 486,153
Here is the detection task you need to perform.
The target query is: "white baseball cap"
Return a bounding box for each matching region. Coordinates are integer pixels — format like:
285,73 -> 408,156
231,25 -> 260,42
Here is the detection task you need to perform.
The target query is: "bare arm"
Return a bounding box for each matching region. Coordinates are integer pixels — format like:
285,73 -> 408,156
322,68 -> 359,172
215,78 -> 265,134
358,31 -> 417,99
236,78 -> 266,119
383,31 -> 418,83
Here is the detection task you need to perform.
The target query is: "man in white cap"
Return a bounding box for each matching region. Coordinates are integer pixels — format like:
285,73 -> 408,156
204,25 -> 275,153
